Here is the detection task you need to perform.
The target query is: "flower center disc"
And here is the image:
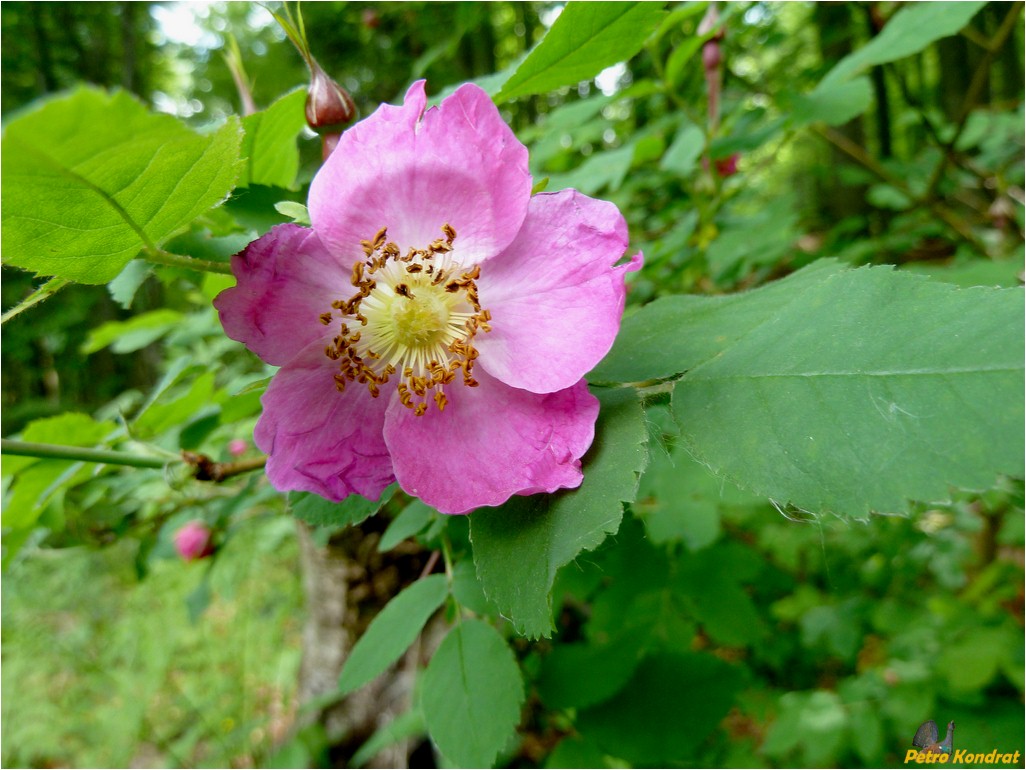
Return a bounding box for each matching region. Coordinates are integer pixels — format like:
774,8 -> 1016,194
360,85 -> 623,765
322,225 -> 492,415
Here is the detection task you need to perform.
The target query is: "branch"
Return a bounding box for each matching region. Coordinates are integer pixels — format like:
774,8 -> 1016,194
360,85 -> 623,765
1,440 -> 267,482
144,247 -> 233,275
1,439 -> 169,469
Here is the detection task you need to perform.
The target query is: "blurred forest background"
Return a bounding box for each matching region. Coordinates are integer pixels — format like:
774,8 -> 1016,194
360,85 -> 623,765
1,2 -> 1023,768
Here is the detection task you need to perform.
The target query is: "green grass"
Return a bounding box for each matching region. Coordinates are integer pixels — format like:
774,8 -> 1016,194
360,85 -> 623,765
1,515 -> 303,768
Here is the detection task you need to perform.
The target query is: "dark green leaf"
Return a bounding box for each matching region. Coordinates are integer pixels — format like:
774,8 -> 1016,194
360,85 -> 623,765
672,266 -> 1025,518
1,87 -> 243,283
576,652 -> 744,765
471,388 -> 648,638
496,3 -> 668,102
337,574 -> 448,695
378,499 -> 434,552
290,484 -> 398,529
420,619 -> 524,768
590,259 -> 846,384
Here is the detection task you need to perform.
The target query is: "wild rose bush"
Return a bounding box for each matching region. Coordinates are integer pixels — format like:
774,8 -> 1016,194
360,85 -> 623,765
1,2 -> 1023,768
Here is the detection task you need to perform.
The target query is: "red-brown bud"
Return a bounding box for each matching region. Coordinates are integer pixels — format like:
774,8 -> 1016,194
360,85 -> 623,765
702,40 -> 722,72
305,60 -> 357,133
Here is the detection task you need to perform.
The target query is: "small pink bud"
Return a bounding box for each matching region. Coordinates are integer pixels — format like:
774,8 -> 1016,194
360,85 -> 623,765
702,41 -> 721,72
174,521 -> 214,561
228,439 -> 248,457
305,60 -> 356,133
714,153 -> 739,177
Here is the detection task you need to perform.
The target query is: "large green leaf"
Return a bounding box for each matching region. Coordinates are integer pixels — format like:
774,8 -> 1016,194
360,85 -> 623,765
1,87 -> 243,284
590,259 -> 846,384
576,652 -> 745,766
495,3 -> 667,102
470,388 -> 648,638
290,484 -> 398,529
420,619 -> 524,768
240,88 -> 307,189
818,2 -> 986,90
672,266 -> 1024,519
337,574 -> 448,695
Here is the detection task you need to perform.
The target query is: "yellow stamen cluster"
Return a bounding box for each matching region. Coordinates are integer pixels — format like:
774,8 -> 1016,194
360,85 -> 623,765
322,224 -> 492,416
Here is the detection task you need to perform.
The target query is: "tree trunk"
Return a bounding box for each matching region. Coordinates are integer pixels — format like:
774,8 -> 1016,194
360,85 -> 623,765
294,520 -> 443,768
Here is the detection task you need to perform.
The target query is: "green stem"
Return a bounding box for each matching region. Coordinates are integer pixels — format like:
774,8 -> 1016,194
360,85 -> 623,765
144,247 -> 233,275
1,439 -> 172,469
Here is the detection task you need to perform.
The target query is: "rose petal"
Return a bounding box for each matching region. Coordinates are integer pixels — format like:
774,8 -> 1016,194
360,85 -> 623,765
309,81 -> 531,267
475,190 -> 643,393
255,341 -> 395,501
214,224 -> 347,367
384,369 -> 598,514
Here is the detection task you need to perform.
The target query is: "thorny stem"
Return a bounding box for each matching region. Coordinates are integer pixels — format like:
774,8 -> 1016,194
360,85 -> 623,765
0,439 -> 266,482
144,247 -> 233,275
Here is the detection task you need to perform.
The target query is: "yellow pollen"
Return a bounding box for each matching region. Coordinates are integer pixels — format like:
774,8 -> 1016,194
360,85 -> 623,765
322,224 -> 490,415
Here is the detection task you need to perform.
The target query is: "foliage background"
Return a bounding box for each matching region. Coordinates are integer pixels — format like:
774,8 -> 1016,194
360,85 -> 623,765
1,1 -> 1023,768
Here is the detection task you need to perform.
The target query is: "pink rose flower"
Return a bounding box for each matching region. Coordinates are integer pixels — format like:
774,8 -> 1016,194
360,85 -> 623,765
174,521 -> 214,561
215,81 -> 641,514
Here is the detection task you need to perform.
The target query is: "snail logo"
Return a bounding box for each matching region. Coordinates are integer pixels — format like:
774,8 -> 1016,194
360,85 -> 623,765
904,719 -> 1022,765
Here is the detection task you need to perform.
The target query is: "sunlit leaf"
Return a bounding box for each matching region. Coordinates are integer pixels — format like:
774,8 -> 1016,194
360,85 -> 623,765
495,3 -> 668,102
1,87 -> 243,284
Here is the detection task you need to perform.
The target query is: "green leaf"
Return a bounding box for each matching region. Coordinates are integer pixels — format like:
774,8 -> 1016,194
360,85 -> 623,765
240,88 -> 307,189
81,309 -> 184,355
378,499 -> 435,552
818,2 -> 986,90
495,2 -> 668,102
420,619 -> 525,768
537,629 -> 647,709
290,484 -> 398,528
471,388 -> 649,638
1,87 -> 244,284
591,259 -> 846,384
133,371 -> 217,437
576,652 -> 745,766
1,277 -> 70,324
107,260 -> 153,309
338,574 -> 448,695
791,77 -> 873,127
351,709 -> 427,769
659,124 -> 705,176
2,413 -> 116,530
671,265 -> 1024,519
548,143 -> 634,195
273,200 -> 311,225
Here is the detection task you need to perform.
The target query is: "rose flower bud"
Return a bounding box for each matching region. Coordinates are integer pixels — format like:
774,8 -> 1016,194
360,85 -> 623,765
173,521 -> 215,562
228,438 -> 248,457
305,60 -> 356,133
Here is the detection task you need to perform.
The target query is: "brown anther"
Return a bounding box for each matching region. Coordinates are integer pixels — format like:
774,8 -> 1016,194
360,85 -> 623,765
372,226 -> 388,249
434,391 -> 448,411
406,264 -> 423,273
319,312 -> 333,325
445,281 -> 460,293
351,261 -> 364,286
396,283 -> 415,299
442,223 -> 457,243
414,403 -> 427,416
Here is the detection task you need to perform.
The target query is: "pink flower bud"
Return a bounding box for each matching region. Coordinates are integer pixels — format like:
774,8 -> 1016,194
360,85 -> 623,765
306,60 -> 356,133
174,521 -> 214,561
361,8 -> 380,29
715,153 -> 739,178
702,41 -> 722,73
228,439 -> 248,457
